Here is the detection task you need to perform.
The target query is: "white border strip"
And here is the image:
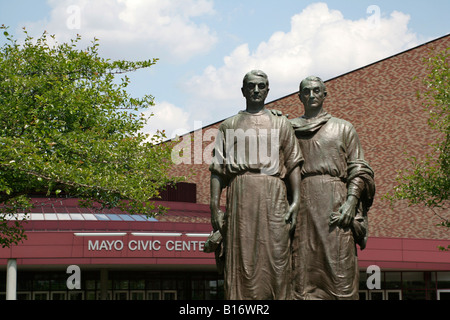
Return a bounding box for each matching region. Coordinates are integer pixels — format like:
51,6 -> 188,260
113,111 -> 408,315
74,232 -> 208,237
130,232 -> 182,237
185,233 -> 211,237
74,232 -> 127,236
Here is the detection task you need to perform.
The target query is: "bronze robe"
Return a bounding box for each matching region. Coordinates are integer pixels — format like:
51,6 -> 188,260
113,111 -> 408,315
210,109 -> 303,300
290,112 -> 375,300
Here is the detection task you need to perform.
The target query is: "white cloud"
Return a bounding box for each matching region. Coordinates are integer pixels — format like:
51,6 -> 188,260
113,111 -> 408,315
142,101 -> 191,139
184,2 -> 420,122
24,0 -> 217,61
19,2 -> 423,129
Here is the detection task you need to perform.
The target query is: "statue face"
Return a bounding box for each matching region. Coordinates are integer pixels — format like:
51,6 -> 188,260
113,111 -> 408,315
242,74 -> 269,105
299,80 -> 326,110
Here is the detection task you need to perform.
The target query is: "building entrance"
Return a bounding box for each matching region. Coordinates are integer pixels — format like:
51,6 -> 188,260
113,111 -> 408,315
0,269 -> 224,300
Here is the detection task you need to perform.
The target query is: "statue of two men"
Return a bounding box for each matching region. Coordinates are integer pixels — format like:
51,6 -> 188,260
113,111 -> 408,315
207,71 -> 375,300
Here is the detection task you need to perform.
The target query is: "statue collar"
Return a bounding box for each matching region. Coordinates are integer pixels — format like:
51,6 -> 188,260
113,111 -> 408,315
290,112 -> 332,134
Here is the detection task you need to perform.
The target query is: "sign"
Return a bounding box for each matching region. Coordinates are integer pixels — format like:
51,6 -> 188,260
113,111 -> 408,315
87,239 -> 206,252
76,233 -> 213,260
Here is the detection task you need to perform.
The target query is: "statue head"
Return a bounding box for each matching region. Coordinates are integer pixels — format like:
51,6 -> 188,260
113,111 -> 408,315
298,76 -> 327,112
241,70 -> 270,107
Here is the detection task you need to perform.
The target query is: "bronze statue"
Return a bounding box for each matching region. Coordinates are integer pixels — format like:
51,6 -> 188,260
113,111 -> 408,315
290,76 -> 375,300
208,70 -> 304,299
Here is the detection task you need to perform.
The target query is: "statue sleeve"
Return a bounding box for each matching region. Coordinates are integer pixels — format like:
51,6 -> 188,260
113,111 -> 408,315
344,124 -> 372,200
209,125 -> 231,185
280,117 -> 304,176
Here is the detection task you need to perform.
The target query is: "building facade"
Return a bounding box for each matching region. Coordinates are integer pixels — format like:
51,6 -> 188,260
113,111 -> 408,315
1,35 -> 449,300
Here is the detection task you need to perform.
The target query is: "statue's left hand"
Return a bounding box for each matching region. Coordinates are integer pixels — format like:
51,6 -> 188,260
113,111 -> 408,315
211,208 -> 225,233
269,109 -> 289,118
338,195 -> 358,228
284,203 -> 299,233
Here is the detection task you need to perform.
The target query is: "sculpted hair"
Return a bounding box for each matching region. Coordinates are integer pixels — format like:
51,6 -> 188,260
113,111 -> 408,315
299,75 -> 326,92
243,70 -> 269,87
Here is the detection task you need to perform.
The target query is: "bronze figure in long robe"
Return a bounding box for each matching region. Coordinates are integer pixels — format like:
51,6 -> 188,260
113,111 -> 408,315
290,76 -> 375,300
210,108 -> 303,300
290,112 -> 375,300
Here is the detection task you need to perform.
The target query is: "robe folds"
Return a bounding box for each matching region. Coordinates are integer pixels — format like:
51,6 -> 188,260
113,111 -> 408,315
290,112 -> 375,300
209,109 -> 304,300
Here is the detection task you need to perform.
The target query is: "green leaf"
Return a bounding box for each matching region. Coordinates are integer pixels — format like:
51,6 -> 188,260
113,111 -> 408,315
0,26 -> 182,247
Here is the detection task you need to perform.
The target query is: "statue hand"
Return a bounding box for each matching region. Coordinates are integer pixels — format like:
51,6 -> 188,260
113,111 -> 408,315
269,109 -> 289,118
211,208 -> 225,233
338,195 -> 358,228
284,203 -> 299,233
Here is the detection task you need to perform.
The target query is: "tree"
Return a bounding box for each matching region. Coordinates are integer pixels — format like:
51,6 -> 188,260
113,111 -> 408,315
386,47 -> 449,249
0,26 -> 180,248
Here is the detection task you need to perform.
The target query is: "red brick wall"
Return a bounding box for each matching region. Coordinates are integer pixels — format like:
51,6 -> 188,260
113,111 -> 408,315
168,35 -> 450,239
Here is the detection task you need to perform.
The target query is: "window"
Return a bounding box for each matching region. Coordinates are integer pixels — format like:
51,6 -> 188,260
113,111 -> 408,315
402,272 -> 425,289
386,290 -> 402,300
68,291 -> 84,300
0,270 -> 224,300
17,292 -> 31,300
94,213 -> 109,220
359,271 -> 444,300
130,279 -> 145,290
358,290 -> 368,300
95,291 -> 112,300
437,272 -> 450,289
369,290 -> 384,300
57,213 -> 71,220
82,214 -> 97,220
130,291 -> 145,300
106,214 -> 121,221
131,215 -> 147,221
118,214 -> 134,221
163,290 -> 177,300
385,272 -> 401,290
69,213 -> 84,220
437,290 -> 450,300
51,291 -> 67,300
147,291 -> 161,300
114,291 -> 129,300
33,292 -> 49,300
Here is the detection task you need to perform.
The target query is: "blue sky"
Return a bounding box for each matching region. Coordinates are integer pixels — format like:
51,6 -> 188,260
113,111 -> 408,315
1,0 -> 449,137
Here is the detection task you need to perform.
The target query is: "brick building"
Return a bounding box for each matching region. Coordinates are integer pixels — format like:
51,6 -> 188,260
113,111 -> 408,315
167,34 -> 450,300
1,34 -> 449,300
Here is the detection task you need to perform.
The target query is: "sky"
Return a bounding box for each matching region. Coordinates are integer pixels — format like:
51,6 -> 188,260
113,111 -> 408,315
1,0 -> 449,138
